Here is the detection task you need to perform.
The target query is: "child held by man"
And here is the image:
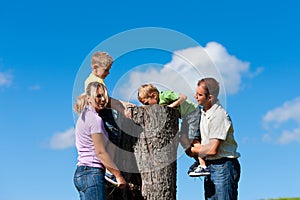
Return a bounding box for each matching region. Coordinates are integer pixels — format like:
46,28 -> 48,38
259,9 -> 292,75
137,83 -> 210,177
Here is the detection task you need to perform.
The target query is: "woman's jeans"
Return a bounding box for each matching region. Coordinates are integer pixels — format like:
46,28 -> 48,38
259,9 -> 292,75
204,158 -> 241,200
73,166 -> 106,200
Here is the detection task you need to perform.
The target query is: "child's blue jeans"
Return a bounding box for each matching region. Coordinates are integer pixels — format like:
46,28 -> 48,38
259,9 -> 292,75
98,108 -> 122,146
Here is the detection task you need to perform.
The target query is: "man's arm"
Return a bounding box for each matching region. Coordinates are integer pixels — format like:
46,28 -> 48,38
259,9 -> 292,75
189,138 -> 221,158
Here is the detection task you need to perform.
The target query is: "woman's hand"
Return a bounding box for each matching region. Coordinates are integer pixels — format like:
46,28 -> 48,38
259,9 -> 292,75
116,176 -> 127,189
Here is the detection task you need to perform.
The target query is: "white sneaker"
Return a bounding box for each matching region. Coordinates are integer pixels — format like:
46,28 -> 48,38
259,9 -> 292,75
187,161 -> 200,174
105,170 -> 118,185
188,165 -> 210,177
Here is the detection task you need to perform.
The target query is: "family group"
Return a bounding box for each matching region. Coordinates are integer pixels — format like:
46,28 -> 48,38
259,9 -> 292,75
73,52 -> 241,200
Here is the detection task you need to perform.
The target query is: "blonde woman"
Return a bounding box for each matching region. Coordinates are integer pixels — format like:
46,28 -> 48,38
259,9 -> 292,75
73,82 -> 126,200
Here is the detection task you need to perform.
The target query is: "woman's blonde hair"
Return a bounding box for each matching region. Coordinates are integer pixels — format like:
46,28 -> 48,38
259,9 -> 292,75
74,82 -> 109,114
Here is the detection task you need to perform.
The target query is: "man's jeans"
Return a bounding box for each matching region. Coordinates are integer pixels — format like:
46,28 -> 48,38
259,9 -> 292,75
204,158 -> 241,200
74,166 -> 106,200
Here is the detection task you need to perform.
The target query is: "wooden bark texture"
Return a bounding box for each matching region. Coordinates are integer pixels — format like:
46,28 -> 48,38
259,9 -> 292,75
107,105 -> 179,200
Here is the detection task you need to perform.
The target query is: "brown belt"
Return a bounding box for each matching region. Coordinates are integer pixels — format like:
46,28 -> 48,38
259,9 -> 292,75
206,157 -> 237,165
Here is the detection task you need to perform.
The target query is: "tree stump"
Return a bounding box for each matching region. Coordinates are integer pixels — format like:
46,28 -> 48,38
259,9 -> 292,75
106,105 -> 179,200
131,105 -> 179,200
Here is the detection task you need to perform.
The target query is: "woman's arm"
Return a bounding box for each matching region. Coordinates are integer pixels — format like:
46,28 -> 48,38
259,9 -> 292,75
92,133 -> 126,188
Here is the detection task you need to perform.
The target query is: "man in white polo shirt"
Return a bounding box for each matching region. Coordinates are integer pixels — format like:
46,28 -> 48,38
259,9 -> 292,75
187,77 -> 241,200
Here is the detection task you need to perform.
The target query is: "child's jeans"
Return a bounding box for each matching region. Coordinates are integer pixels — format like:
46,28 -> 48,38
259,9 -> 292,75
98,108 -> 122,146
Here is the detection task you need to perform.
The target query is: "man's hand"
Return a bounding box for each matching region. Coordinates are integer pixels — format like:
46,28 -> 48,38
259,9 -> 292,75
185,146 -> 193,157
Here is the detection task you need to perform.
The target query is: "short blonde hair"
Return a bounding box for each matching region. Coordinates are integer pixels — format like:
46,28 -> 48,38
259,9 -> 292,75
91,52 -> 113,69
137,83 -> 159,103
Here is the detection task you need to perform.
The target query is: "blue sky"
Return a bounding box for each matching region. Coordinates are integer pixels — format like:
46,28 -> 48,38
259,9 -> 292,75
1,0 -> 300,199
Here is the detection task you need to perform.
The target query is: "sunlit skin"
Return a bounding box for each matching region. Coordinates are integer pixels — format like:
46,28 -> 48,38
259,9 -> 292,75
194,83 -> 212,111
140,92 -> 159,105
88,87 -> 107,112
93,64 -> 112,79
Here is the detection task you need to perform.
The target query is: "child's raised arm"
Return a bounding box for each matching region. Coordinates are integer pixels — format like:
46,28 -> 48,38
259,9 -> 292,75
168,93 -> 187,108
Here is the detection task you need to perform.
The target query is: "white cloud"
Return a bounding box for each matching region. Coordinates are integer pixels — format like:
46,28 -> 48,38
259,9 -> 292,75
277,128 -> 300,144
204,42 -> 250,94
49,128 -> 75,149
0,71 -> 13,87
263,97 -> 300,126
262,97 -> 300,144
111,41 -> 254,103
